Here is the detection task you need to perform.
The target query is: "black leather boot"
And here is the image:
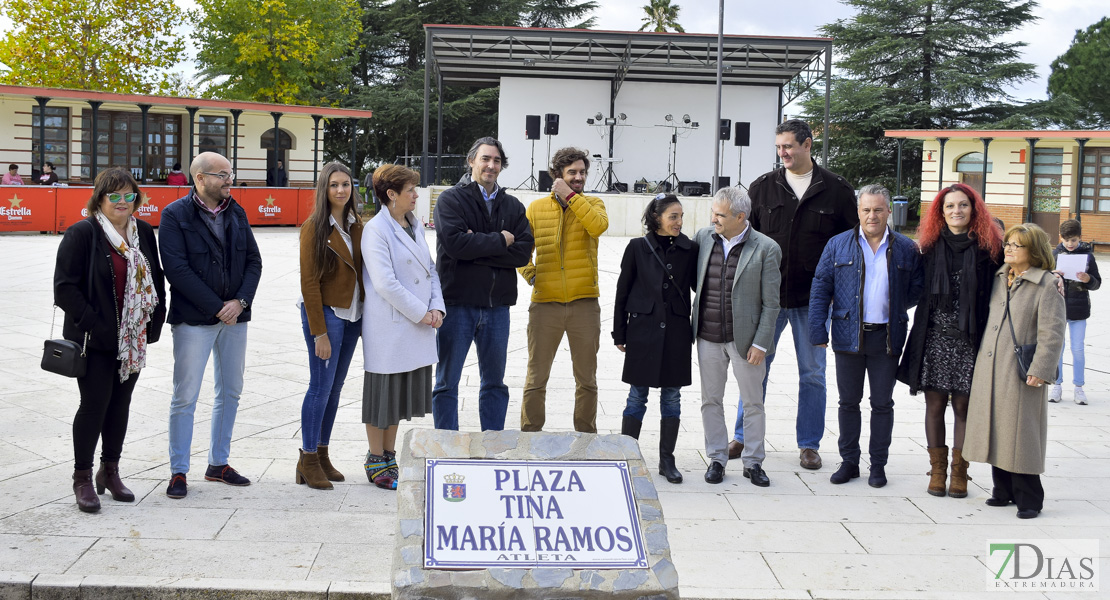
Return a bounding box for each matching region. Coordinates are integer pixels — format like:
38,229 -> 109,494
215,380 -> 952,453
621,415 -> 642,440
73,469 -> 101,513
659,417 -> 683,484
95,461 -> 135,502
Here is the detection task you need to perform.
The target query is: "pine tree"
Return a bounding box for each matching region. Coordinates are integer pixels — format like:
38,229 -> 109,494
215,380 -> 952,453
1048,17 -> 1110,127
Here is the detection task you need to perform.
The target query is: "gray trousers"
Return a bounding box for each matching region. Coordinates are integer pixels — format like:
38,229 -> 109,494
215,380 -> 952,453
697,338 -> 766,468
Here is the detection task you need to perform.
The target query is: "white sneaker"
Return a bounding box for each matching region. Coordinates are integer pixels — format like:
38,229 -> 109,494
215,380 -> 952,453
1074,387 -> 1088,405
1049,384 -> 1062,403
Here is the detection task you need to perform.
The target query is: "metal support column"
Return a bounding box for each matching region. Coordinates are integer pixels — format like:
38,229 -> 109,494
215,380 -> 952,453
312,115 -> 323,184
421,32 -> 432,187
138,104 -> 150,182
1076,138 -> 1089,221
435,74 -> 444,185
937,137 -> 948,192
185,107 -> 199,183
350,119 -> 359,181
711,0 -> 724,191
270,111 -> 283,182
229,109 -> 243,175
608,80 -> 616,191
34,96 -> 48,179
1024,138 -> 1038,222
895,138 -> 905,197
980,137 -> 992,201
88,101 -> 103,180
822,44 -> 831,167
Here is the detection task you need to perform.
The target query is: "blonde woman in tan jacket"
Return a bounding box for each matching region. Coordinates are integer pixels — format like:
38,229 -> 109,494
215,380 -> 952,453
965,223 -> 1065,519
297,162 -> 365,490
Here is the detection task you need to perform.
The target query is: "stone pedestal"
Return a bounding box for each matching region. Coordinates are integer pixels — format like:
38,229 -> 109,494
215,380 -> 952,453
392,429 -> 679,600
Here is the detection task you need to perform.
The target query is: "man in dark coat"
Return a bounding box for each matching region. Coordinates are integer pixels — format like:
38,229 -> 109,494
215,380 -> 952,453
266,160 -> 288,187
431,137 -> 534,431
160,152 -> 262,499
737,119 -> 858,471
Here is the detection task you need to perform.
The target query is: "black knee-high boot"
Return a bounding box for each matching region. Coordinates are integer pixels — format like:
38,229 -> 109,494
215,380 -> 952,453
621,415 -> 642,439
659,417 -> 682,484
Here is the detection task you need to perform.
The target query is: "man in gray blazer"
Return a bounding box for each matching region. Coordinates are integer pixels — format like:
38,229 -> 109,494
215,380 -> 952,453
692,187 -> 782,486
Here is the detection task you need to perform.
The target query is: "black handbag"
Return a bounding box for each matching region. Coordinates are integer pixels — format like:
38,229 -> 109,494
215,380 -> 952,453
42,225 -> 95,379
1004,281 -> 1058,382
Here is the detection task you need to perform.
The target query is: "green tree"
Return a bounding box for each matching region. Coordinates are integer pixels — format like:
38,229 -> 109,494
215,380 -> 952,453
526,0 -> 599,29
638,0 -> 684,33
192,0 -> 361,105
0,0 -> 185,93
800,0 -> 1040,204
1048,17 -> 1110,127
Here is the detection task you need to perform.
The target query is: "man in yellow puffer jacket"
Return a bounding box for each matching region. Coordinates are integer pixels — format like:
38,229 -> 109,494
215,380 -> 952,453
519,147 -> 609,433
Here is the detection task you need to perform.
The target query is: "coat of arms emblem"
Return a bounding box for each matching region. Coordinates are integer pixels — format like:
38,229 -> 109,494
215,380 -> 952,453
442,473 -> 465,502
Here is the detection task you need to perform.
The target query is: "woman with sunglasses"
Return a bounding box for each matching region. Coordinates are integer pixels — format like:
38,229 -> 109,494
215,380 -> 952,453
897,183 -> 1002,499
296,162 -> 364,489
612,193 -> 698,484
964,224 -> 1064,519
53,167 -> 166,512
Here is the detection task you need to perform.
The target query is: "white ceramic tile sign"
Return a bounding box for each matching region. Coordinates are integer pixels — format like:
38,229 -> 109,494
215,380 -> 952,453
424,459 -> 647,569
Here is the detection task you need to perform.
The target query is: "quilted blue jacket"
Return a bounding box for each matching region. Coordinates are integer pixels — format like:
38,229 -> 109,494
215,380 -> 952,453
809,226 -> 924,356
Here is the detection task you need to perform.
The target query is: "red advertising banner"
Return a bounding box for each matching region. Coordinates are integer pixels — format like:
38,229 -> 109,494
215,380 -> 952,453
55,187 -> 94,232
297,188 -> 315,225
133,186 -> 189,227
0,186 -> 56,232
238,187 -> 301,226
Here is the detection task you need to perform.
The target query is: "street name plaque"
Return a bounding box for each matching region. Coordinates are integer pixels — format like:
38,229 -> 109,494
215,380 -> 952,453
425,458 -> 647,569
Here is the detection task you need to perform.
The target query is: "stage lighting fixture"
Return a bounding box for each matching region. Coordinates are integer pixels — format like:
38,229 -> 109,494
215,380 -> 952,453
682,114 -> 691,124
586,118 -> 595,124
594,112 -> 604,121
618,113 -> 627,120
665,114 -> 673,122
691,122 -> 699,128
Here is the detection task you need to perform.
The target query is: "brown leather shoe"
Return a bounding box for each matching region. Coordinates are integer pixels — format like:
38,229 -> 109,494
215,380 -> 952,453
799,448 -> 822,470
73,469 -> 100,513
728,440 -> 744,459
316,445 -> 345,482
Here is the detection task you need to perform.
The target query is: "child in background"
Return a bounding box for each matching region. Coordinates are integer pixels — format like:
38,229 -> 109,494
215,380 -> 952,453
1051,219 -> 1101,405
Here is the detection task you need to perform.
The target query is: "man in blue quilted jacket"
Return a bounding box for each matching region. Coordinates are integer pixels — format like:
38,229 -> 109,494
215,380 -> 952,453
808,185 -> 923,488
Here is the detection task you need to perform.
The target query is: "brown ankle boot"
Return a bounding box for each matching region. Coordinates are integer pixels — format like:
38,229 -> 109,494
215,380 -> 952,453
95,461 -> 135,502
296,450 -> 333,490
926,446 -> 948,497
948,448 -> 971,498
316,445 -> 345,482
73,469 -> 101,513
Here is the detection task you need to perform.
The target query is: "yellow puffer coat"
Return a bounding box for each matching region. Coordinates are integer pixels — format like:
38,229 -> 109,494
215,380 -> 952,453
519,192 -> 608,303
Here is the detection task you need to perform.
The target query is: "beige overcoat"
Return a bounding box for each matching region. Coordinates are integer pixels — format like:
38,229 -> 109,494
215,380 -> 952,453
965,266 -> 1065,474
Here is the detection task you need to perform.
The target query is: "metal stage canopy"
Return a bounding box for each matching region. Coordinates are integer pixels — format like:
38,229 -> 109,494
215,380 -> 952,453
421,24 -> 834,185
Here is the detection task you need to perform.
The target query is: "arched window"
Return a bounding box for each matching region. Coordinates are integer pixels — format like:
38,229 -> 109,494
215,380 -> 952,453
955,152 -> 992,173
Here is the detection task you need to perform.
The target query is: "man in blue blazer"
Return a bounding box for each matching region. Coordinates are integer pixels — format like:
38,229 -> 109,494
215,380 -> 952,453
159,152 -> 263,499
692,187 -> 781,486
809,184 -> 924,488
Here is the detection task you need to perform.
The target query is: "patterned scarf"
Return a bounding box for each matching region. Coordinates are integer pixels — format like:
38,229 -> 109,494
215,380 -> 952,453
96,213 -> 158,381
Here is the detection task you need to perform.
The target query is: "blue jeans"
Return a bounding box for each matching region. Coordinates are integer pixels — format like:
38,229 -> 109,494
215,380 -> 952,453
300,305 -> 361,451
168,321 -> 248,475
1056,319 -> 1087,386
733,306 -> 828,450
432,305 -> 510,431
623,386 -> 681,420
833,329 -> 897,466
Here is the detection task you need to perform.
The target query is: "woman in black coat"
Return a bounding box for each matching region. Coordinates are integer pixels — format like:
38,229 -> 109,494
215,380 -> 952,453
54,167 -> 166,513
613,194 -> 698,484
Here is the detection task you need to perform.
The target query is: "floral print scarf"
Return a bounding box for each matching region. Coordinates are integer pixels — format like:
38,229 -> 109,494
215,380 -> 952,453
96,213 -> 158,381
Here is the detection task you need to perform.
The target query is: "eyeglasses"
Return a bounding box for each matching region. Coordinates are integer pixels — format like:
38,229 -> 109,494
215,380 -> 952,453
106,192 -> 137,203
1003,242 -> 1025,250
201,171 -> 235,182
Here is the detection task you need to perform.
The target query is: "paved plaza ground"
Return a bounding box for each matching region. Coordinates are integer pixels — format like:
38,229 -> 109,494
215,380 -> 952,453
0,227 -> 1107,599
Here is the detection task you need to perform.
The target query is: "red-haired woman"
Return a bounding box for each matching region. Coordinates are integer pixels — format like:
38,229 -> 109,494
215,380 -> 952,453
897,183 -> 1002,499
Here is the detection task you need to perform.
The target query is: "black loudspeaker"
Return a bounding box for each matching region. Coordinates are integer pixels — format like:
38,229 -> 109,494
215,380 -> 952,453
713,176 -> 730,190
544,113 -> 560,136
525,115 -> 541,140
719,119 -> 731,141
734,122 -> 750,147
611,182 -> 628,193
538,170 -> 553,192
679,181 -> 710,196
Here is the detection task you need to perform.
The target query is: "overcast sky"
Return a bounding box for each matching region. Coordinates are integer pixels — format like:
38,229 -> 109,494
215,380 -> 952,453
1,0 -> 1105,102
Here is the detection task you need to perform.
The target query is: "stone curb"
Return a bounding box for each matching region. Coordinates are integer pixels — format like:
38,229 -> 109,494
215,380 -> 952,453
0,572 -> 390,600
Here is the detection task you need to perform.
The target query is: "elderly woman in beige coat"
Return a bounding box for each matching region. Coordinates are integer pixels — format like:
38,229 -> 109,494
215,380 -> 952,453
965,223 -> 1065,520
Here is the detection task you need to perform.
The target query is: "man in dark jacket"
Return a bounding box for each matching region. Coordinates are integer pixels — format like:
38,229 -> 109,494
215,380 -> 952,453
1051,218 -> 1101,405
266,160 -> 288,187
735,119 -> 858,471
160,152 -> 262,499
809,185 -> 924,488
432,137 -> 534,431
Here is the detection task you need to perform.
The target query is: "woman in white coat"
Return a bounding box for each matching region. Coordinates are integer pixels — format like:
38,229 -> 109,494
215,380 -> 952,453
361,165 -> 444,490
